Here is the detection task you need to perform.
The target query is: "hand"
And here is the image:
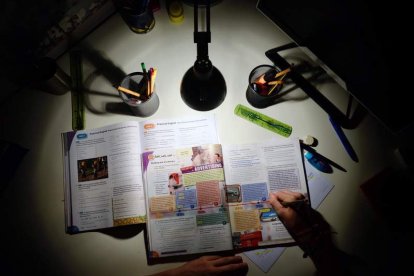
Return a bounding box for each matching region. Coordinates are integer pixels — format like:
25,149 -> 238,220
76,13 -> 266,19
152,255 -> 248,276
269,190 -> 334,258
269,190 -> 331,246
268,190 -> 309,234
269,191 -> 349,275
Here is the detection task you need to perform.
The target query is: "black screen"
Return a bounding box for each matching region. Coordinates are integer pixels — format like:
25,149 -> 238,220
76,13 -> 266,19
257,0 -> 413,135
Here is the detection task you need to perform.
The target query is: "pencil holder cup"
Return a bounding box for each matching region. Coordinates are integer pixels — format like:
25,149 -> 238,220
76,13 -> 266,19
118,72 -> 159,117
115,0 -> 155,34
246,64 -> 284,108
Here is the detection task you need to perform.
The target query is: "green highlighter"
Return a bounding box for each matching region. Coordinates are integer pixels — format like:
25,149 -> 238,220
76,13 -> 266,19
234,104 -> 292,137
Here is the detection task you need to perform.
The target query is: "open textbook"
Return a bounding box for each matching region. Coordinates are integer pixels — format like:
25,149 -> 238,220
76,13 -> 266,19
143,138 -> 308,262
62,115 -> 219,233
61,114 -> 309,261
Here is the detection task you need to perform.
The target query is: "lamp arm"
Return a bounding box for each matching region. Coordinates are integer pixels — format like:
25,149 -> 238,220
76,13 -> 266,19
193,0 -> 212,75
180,0 -> 226,111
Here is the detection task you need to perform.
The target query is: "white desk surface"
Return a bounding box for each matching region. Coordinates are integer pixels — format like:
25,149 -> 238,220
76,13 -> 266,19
0,0 -> 400,275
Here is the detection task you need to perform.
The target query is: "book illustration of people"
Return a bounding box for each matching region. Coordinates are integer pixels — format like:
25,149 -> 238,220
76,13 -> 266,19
191,145 -> 223,166
77,156 -> 108,182
168,172 -> 183,194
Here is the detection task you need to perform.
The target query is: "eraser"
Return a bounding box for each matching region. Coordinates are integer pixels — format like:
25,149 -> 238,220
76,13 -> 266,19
302,135 -> 315,146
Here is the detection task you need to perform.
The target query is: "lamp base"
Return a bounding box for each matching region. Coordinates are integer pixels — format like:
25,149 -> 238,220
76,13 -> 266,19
181,66 -> 226,111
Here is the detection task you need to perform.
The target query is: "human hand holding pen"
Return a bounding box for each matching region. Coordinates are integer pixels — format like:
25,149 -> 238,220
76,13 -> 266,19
268,191 -> 310,233
268,190 -> 333,249
268,190 -> 332,242
269,191 -> 345,275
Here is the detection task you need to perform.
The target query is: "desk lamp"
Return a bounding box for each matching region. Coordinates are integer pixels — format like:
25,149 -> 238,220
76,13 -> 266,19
183,0 -> 222,6
180,0 -> 226,111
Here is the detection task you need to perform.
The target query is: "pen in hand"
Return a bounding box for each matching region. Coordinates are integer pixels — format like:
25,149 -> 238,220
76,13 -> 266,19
280,199 -> 309,208
265,198 -> 309,208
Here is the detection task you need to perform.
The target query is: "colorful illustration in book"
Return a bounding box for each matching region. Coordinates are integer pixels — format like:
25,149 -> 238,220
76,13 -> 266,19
225,184 -> 242,203
168,172 -> 183,194
191,145 -> 222,166
77,156 -> 108,182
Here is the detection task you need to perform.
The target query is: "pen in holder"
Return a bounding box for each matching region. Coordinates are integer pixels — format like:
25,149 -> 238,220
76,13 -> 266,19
118,72 -> 159,117
114,0 -> 155,33
246,64 -> 289,108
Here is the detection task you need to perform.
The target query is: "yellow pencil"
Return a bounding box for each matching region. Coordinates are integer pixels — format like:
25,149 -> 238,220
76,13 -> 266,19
267,72 -> 289,96
275,68 -> 291,78
117,86 -> 141,98
267,83 -> 279,96
268,80 -> 284,86
150,68 -> 157,95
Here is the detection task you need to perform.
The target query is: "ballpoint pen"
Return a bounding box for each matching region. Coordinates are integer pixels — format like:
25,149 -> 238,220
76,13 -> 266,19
303,149 -> 333,173
329,116 -> 358,162
281,199 -> 308,208
141,62 -> 150,96
265,199 -> 309,208
301,143 -> 346,173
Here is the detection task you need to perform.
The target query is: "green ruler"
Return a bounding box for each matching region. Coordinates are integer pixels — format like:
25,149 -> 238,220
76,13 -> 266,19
234,104 -> 292,137
70,50 -> 85,130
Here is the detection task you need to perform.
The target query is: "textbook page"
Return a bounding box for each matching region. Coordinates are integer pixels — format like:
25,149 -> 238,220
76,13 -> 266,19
138,114 -> 219,151
63,114 -> 219,234
62,121 -> 145,233
143,144 -> 233,259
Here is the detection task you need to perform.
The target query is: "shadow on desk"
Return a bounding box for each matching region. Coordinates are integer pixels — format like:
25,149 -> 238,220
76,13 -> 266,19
98,223 -> 145,239
257,51 -> 367,130
81,43 -> 126,87
80,43 -> 138,116
79,87 -> 135,116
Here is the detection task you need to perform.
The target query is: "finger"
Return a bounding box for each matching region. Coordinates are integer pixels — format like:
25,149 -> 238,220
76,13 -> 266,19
200,255 -> 223,261
269,193 -> 297,225
274,190 -> 296,200
268,192 -> 284,212
288,191 -> 305,199
281,190 -> 305,200
269,192 -> 294,210
269,192 -> 301,224
214,261 -> 249,274
275,191 -> 302,203
212,256 -> 243,266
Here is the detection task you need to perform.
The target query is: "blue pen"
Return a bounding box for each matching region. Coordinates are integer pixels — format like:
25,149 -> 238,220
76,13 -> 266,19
304,150 -> 333,173
139,0 -> 150,13
329,117 -> 358,162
